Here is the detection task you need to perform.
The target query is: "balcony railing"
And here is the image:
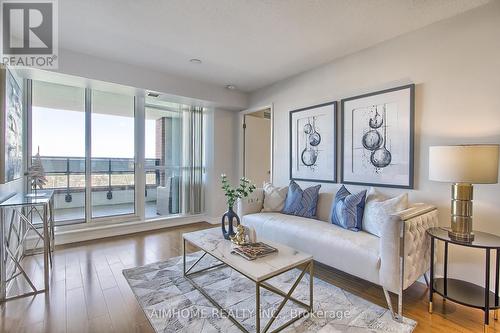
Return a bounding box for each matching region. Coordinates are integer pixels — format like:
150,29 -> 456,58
34,156 -> 181,223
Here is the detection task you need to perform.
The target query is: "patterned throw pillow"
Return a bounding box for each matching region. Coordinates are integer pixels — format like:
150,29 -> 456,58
282,180 -> 321,218
262,182 -> 288,212
282,181 -> 302,214
330,185 -> 367,231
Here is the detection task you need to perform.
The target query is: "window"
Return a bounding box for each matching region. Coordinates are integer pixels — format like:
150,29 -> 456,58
32,81 -> 86,224
91,90 -> 135,218
30,80 -> 203,226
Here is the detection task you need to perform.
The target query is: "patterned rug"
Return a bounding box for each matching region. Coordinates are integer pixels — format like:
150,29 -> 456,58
123,252 -> 417,333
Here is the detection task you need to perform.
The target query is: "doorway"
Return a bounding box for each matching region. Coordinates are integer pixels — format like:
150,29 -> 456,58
243,108 -> 272,186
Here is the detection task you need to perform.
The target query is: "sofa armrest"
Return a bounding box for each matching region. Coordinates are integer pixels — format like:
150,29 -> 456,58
392,203 -> 437,221
379,204 -> 439,294
236,188 -> 264,217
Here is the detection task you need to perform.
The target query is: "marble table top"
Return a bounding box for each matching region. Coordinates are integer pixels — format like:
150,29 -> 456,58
183,227 -> 313,282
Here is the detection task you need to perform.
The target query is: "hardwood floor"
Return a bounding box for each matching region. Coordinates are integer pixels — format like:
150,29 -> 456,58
1,222 -> 497,333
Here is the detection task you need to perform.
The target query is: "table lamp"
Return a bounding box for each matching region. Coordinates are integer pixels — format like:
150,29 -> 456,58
429,145 -> 499,242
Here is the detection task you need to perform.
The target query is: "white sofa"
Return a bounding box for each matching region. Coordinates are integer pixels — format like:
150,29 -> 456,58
237,188 -> 438,321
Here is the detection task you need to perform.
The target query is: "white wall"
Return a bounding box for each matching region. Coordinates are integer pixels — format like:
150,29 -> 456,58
204,109 -> 239,220
248,2 -> 500,288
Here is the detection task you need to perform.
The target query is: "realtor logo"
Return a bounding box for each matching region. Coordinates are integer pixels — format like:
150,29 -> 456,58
1,0 -> 58,68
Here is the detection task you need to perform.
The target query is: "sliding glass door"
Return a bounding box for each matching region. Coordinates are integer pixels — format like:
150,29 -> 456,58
30,82 -> 136,224
145,105 -> 182,218
29,79 -> 204,226
91,90 -> 135,219
31,81 -> 86,224
144,100 -> 204,219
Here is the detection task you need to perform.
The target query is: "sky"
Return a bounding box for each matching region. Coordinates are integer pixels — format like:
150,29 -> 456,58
32,107 -> 157,158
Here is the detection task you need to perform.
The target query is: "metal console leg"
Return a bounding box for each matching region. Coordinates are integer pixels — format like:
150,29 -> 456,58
43,204 -> 49,291
423,273 -> 430,288
256,282 -> 261,333
0,191 -> 55,302
183,238 -> 186,275
48,198 -> 55,267
398,223 -> 405,320
485,249 -> 490,332
495,249 -> 499,321
310,260 -> 314,312
429,236 -> 434,313
0,208 -> 6,301
444,242 -> 448,299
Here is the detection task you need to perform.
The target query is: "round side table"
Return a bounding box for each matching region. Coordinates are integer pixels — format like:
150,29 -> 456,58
427,227 -> 500,332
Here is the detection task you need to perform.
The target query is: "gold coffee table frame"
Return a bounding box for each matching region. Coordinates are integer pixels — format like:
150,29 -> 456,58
183,238 -> 314,333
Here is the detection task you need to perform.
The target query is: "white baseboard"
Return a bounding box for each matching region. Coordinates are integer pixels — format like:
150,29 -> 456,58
205,216 -> 219,225
22,214 -> 209,247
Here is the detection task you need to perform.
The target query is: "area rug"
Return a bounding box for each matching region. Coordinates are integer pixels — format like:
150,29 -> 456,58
123,252 -> 417,333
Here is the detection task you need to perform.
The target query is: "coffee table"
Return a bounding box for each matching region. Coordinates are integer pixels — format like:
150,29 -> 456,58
183,227 -> 313,333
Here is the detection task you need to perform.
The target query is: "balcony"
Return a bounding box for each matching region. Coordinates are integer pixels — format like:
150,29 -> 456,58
36,156 -> 181,225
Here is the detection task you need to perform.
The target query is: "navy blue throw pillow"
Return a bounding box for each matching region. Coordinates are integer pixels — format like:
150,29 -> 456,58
331,185 -> 367,231
282,180 -> 321,218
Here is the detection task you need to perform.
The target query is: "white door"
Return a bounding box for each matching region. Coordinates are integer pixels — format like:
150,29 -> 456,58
244,111 -> 271,186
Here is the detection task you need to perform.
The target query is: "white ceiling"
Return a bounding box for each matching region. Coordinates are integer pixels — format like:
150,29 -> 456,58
59,0 -> 490,92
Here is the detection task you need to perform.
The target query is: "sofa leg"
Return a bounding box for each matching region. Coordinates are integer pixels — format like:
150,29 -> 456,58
382,288 -> 395,318
398,292 -> 403,320
382,288 -> 403,323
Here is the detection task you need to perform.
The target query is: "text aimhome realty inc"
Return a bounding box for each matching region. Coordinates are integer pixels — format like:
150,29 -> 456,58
148,308 -> 351,321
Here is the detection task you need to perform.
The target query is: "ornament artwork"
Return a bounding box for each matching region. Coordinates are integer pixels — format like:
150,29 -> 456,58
341,84 -> 414,188
27,147 -> 48,190
300,116 -> 321,168
290,102 -> 337,183
361,104 -> 392,170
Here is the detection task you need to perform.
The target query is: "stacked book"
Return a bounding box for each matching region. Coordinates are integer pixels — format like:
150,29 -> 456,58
231,242 -> 278,261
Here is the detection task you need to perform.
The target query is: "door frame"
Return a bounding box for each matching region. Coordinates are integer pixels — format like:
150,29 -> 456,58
85,88 -> 140,223
239,104 -> 274,185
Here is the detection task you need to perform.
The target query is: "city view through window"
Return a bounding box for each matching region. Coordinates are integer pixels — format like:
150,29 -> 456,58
31,81 -> 201,225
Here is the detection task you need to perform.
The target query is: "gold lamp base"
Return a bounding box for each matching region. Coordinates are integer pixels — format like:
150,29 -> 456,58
448,230 -> 475,242
449,183 -> 474,243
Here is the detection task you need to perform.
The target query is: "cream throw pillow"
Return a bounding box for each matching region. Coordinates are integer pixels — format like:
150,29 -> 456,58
362,187 -> 408,237
262,183 -> 288,212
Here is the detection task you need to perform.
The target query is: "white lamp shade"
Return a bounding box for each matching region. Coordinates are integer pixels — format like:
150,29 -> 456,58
429,145 -> 499,184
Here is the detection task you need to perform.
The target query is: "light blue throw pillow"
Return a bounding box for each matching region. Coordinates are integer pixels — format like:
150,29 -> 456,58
331,185 -> 367,231
282,180 -> 321,218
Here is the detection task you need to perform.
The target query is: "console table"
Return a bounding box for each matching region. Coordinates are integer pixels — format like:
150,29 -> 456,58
0,190 -> 54,302
427,227 -> 500,331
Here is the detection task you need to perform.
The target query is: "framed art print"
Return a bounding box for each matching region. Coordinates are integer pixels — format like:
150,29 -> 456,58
290,101 -> 337,183
0,67 -> 23,184
341,84 -> 414,188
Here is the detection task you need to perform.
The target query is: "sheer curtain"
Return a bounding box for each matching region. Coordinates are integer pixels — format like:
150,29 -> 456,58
188,106 -> 203,214
179,105 -> 204,215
